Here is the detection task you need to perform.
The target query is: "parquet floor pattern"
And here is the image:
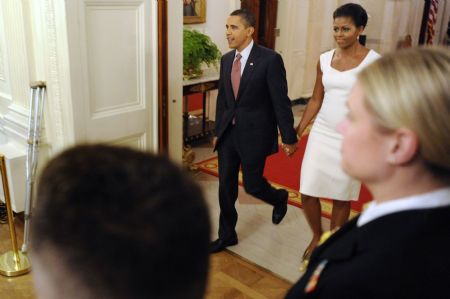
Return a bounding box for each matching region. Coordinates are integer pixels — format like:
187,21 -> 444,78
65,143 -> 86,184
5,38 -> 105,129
206,251 -> 292,299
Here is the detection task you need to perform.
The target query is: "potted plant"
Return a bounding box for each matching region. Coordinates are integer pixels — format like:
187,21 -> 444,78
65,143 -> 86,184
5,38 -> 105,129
183,29 -> 221,79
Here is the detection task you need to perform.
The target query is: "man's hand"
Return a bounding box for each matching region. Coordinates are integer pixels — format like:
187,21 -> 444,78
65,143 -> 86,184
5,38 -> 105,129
282,143 -> 297,157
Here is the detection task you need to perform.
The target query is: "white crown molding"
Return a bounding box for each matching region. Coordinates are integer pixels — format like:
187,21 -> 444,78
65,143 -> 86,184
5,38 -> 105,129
43,0 -> 67,151
1,103 -> 29,146
40,0 -> 76,152
0,102 -> 51,156
0,91 -> 12,106
0,45 -> 5,81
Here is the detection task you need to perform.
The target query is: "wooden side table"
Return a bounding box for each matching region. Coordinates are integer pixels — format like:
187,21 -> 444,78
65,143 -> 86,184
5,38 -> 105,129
183,71 -> 219,145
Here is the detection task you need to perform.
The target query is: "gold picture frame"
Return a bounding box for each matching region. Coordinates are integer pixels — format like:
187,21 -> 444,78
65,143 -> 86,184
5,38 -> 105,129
183,0 -> 206,24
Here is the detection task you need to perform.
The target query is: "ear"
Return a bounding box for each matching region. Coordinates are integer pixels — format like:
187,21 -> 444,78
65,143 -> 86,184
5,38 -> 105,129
357,26 -> 365,35
246,26 -> 255,37
387,129 -> 419,165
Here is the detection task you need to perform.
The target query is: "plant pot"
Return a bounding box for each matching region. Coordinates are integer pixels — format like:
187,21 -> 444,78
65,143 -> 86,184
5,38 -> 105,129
183,67 -> 203,80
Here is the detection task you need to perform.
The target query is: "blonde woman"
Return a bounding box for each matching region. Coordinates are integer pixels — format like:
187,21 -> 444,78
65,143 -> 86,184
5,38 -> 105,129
286,47 -> 450,298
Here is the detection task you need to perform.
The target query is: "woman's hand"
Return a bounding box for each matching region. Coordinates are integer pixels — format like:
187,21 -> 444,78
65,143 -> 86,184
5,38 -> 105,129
295,125 -> 303,141
282,143 -> 298,157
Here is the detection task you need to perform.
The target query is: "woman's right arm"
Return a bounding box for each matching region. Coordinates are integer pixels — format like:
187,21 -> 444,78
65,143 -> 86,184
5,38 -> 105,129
296,60 -> 325,137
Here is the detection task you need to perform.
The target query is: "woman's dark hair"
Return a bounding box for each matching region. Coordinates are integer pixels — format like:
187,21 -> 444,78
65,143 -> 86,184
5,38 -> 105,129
333,3 -> 368,28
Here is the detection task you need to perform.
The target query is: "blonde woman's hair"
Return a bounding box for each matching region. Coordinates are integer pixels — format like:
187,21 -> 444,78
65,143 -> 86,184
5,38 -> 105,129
358,47 -> 450,179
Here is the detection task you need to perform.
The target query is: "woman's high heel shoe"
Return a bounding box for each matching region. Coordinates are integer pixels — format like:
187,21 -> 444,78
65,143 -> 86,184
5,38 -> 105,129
299,248 -> 311,272
302,248 -> 311,261
299,230 -> 338,272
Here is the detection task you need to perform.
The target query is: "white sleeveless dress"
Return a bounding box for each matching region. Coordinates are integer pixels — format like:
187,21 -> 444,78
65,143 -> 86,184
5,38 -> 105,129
300,49 -> 380,201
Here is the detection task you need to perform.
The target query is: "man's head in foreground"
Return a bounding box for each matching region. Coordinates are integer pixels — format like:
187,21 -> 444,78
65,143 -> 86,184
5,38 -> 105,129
31,144 -> 211,299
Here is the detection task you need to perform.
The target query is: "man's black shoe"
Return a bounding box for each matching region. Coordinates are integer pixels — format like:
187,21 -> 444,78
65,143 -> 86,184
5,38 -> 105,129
209,238 -> 238,254
272,193 -> 288,224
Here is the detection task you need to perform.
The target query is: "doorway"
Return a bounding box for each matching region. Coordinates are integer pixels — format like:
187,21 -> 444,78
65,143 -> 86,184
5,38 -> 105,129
178,1 -> 280,167
241,0 -> 279,49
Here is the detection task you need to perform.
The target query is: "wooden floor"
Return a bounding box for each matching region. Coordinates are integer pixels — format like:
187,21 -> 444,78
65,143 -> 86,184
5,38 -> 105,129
0,215 -> 291,299
0,217 -> 35,299
206,251 -> 292,298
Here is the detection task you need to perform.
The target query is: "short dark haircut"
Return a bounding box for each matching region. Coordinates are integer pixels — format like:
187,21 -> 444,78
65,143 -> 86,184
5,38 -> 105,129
333,3 -> 368,28
230,8 -> 256,28
31,144 -> 211,299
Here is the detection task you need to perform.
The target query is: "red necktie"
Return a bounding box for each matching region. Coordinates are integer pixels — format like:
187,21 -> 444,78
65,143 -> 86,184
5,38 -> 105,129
231,54 -> 242,99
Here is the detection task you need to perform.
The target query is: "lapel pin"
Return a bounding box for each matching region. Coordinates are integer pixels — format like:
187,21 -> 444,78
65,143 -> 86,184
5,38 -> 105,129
305,259 -> 328,293
250,62 -> 254,66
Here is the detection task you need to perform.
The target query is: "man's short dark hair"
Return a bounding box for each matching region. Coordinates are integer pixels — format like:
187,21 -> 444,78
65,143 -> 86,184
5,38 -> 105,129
333,3 -> 368,28
31,144 -> 211,299
230,8 -> 256,28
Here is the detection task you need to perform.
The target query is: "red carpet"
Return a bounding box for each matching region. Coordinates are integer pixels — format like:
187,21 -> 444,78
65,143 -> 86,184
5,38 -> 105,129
195,134 -> 373,218
265,135 -> 372,215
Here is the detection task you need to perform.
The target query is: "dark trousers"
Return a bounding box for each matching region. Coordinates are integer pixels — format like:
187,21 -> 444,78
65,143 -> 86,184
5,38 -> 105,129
217,125 -> 287,241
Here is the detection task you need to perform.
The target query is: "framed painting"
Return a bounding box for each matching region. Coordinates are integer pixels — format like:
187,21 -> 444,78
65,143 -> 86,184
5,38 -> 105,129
183,0 -> 206,24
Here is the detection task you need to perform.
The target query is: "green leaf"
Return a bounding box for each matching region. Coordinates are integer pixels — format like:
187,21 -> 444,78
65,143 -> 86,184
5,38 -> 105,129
183,29 -> 222,78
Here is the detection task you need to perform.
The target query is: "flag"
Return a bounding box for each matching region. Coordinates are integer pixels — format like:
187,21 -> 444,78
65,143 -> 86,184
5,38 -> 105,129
427,0 -> 439,45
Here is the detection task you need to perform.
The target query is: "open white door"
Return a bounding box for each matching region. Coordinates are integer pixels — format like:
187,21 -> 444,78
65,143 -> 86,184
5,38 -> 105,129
65,0 -> 158,151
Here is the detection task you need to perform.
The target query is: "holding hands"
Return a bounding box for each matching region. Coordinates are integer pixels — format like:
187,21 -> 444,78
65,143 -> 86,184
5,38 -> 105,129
282,143 -> 297,157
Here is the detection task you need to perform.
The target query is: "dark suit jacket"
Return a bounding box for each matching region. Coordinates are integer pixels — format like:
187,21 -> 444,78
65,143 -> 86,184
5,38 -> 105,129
286,206 -> 450,299
214,44 -> 297,160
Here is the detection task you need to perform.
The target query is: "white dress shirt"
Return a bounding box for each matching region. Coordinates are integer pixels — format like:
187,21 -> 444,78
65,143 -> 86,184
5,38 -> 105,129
357,187 -> 450,227
234,40 -> 253,75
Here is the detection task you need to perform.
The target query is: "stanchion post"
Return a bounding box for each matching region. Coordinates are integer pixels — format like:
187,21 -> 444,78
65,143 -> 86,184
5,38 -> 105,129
0,155 -> 31,277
